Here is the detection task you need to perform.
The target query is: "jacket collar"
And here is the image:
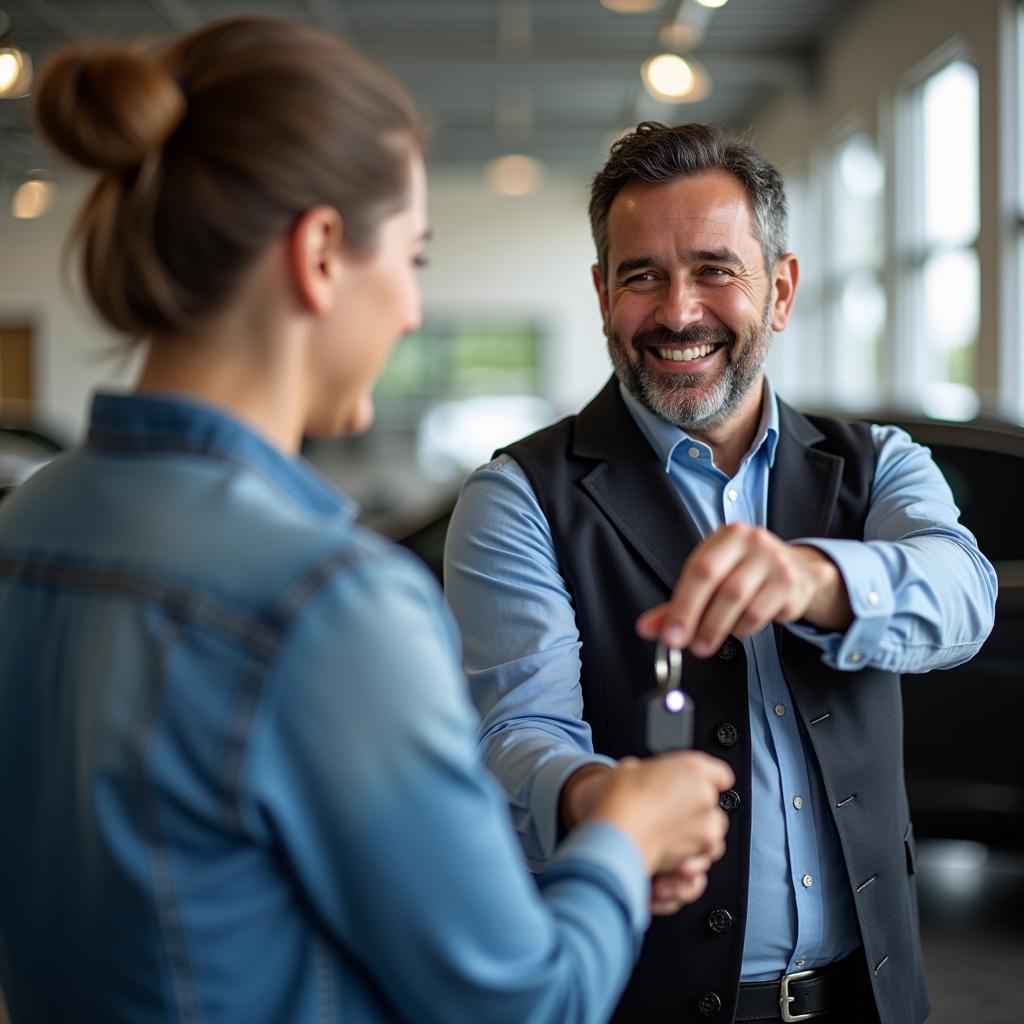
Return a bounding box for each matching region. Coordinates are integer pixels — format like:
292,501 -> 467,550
87,391 -> 357,523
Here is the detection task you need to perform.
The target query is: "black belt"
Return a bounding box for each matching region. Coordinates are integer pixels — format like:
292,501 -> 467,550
735,951 -> 866,1022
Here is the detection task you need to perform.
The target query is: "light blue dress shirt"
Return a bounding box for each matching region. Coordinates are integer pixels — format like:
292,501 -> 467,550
0,391 -> 651,1024
444,379 -> 997,982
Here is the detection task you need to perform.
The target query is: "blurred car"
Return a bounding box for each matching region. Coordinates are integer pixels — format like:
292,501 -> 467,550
394,410 -> 1024,850
0,423 -> 64,504
881,415 -> 1024,850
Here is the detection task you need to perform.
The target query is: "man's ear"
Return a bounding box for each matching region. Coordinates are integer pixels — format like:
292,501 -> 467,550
592,264 -> 611,338
289,206 -> 344,315
770,253 -> 799,332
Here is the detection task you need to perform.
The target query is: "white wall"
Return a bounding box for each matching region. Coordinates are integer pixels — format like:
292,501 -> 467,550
0,169 -> 610,441
0,177 -> 140,442
424,171 -> 610,414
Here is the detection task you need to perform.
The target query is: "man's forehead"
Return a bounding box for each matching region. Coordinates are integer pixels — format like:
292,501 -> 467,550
606,170 -> 756,253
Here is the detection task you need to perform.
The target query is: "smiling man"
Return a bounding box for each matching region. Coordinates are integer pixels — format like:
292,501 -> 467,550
444,122 -> 997,1024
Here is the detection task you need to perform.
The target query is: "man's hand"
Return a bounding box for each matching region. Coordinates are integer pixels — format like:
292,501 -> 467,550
636,523 -> 853,656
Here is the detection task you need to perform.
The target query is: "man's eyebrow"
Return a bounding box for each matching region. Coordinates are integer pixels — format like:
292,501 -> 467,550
613,255 -> 659,278
614,248 -> 748,279
687,247 -> 744,266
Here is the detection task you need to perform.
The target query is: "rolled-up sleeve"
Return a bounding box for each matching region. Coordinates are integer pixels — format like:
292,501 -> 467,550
788,424 -> 997,672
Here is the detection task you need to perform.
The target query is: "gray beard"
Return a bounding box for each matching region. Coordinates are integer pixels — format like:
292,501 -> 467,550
608,297 -> 773,433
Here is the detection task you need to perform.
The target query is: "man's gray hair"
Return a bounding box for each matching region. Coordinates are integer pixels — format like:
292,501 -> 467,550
589,121 -> 788,277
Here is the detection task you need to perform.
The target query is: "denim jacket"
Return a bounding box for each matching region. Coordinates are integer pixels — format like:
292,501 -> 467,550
0,392 -> 647,1024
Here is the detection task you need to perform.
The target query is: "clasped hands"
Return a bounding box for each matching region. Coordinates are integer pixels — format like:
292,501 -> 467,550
566,524 -> 853,915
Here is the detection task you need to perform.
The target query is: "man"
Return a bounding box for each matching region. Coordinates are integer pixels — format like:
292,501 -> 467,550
444,122 -> 997,1024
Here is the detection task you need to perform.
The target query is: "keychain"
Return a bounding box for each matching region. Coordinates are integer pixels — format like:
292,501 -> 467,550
642,640 -> 695,753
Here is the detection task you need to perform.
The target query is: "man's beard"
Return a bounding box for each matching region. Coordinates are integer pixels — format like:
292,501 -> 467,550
607,296 -> 773,433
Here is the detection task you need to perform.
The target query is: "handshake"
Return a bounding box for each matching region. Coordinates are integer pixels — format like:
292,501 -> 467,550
561,752 -> 734,916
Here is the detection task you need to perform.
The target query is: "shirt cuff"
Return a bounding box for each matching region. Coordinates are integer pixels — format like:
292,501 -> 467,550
531,750 -> 618,864
544,820 -> 651,937
788,537 -> 894,670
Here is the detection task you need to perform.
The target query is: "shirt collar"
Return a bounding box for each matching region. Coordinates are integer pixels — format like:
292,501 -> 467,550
87,391 -> 358,523
619,377 -> 780,473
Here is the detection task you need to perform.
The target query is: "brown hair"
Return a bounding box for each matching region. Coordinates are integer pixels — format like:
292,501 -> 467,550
35,16 -> 423,339
589,121 -> 788,279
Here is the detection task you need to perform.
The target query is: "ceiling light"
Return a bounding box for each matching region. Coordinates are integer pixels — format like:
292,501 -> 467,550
12,179 -> 55,219
694,0 -> 729,8
641,53 -> 712,103
486,154 -> 544,197
0,46 -> 32,98
600,0 -> 663,13
643,53 -> 694,99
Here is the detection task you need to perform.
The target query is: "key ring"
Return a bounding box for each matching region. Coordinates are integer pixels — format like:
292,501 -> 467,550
654,640 -> 683,692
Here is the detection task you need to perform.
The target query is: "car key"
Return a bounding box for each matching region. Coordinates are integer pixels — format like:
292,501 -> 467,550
642,640 -> 695,753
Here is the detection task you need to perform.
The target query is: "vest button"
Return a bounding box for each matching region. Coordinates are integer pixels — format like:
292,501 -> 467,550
707,908 -> 733,933
715,723 -> 739,747
698,991 -> 722,1016
717,636 -> 739,660
719,788 -> 741,812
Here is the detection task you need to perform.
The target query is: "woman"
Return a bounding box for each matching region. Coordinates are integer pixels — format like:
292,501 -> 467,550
0,17 -> 731,1023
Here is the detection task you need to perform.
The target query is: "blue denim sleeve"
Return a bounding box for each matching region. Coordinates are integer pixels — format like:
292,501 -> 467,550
787,423 -> 998,672
246,538 -> 647,1024
443,457 -> 617,867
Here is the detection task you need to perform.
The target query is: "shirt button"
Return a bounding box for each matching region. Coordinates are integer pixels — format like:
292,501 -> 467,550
774,703 -> 786,717
698,991 -> 722,1016
688,446 -> 701,459
795,958 -> 806,969
727,488 -> 738,502
802,874 -> 814,888
793,795 -> 804,810
867,591 -> 880,606
715,723 -> 739,747
849,651 -> 863,664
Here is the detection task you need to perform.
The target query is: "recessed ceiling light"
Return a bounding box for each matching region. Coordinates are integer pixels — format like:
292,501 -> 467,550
641,53 -> 712,103
12,179 -> 55,219
600,0 -> 663,13
486,155 -> 544,197
694,0 -> 729,8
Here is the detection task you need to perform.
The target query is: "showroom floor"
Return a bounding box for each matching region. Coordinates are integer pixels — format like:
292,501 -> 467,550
917,840 -> 1024,1023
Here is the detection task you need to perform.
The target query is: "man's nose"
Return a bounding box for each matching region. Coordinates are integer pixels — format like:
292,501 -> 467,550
656,278 -> 703,333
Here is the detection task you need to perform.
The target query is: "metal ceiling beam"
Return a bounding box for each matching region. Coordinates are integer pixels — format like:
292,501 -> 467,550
148,0 -> 200,31
301,0 -> 356,39
14,0 -> 82,39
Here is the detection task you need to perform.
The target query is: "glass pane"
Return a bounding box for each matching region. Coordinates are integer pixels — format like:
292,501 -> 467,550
921,61 -> 979,247
833,271 -> 886,406
920,247 -> 980,419
831,134 -> 885,272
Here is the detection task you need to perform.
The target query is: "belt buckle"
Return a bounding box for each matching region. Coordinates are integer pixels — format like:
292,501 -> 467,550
779,967 -> 820,1023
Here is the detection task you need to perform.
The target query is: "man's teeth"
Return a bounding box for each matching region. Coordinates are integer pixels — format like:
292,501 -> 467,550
654,343 -> 716,362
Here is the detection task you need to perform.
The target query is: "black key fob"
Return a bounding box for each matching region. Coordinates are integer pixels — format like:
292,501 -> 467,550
641,641 -> 695,753
644,686 -> 695,753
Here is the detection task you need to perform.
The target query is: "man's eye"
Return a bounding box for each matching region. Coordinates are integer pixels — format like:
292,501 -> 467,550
700,266 -> 730,277
623,272 -> 656,284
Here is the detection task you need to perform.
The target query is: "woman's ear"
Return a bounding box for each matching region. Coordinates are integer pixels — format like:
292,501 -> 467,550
289,205 -> 344,315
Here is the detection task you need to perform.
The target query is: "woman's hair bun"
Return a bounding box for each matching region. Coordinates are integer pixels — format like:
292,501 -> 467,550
35,47 -> 185,173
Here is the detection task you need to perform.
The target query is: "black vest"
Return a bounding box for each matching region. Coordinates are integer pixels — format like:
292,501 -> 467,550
499,379 -> 929,1024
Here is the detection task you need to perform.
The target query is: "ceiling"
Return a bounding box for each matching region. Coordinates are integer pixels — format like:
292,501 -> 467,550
0,0 -> 857,188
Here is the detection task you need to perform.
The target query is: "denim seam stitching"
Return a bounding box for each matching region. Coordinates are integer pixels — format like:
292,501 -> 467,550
0,555 -> 279,660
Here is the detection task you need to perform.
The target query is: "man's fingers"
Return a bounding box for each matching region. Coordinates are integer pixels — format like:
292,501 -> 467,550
653,527 -> 751,648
